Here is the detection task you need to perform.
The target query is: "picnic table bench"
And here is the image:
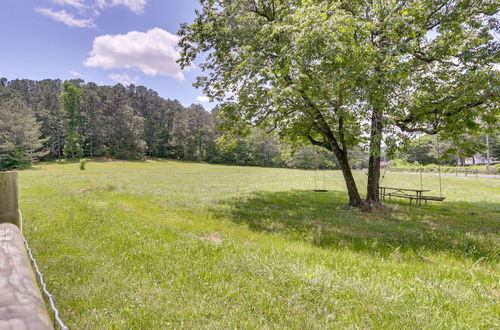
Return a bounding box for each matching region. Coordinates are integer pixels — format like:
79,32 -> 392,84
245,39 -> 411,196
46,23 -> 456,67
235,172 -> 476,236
379,186 -> 445,205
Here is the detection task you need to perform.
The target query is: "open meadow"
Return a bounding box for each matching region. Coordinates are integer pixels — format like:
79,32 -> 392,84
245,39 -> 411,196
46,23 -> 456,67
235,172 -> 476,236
19,160 -> 500,328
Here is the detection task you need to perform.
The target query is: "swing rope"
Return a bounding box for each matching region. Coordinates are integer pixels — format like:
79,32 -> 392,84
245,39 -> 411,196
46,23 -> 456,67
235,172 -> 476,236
420,164 -> 423,190
436,134 -> 443,197
313,145 -> 327,192
314,146 -> 318,190
379,150 -> 387,185
323,169 -> 326,191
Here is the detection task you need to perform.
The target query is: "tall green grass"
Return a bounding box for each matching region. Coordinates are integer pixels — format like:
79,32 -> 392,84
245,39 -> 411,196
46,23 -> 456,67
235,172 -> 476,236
19,160 -> 499,328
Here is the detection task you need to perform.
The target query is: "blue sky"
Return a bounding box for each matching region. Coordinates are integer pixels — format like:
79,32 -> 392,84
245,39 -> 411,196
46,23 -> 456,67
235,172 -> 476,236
0,0 -> 214,109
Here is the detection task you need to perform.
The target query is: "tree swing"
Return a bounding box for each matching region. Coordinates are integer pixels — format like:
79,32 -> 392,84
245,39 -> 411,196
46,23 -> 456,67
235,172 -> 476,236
423,134 -> 446,202
313,146 -> 328,192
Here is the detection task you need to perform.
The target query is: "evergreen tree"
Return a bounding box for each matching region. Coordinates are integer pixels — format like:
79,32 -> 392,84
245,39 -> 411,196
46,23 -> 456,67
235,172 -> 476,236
60,81 -> 83,158
0,88 -> 46,170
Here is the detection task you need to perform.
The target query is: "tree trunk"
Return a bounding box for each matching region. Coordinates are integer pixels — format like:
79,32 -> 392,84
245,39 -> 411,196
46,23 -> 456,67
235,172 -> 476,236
333,148 -> 363,207
90,134 -> 93,157
366,108 -> 383,206
57,128 -> 62,161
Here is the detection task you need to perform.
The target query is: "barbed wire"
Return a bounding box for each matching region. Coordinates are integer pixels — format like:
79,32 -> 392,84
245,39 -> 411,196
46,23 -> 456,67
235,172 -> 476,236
19,209 -> 69,330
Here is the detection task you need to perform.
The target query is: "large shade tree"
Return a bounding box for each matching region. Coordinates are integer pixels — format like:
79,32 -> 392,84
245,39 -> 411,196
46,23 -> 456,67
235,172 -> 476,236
179,0 -> 499,207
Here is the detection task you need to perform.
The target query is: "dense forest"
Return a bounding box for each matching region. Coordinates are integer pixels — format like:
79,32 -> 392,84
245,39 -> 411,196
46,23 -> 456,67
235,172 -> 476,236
0,78 -> 344,170
0,78 -> 497,171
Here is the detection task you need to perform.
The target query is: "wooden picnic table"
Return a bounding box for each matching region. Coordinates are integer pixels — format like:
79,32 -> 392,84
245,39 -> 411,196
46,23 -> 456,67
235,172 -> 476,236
379,186 -> 431,205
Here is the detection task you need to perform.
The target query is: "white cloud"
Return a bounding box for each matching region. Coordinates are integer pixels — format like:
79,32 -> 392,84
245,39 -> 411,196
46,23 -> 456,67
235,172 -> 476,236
108,73 -> 138,85
84,28 -> 185,79
69,71 -> 83,77
35,7 -> 95,28
95,0 -> 107,9
96,0 -> 147,14
52,0 -> 87,10
196,96 -> 210,102
37,0 -> 145,29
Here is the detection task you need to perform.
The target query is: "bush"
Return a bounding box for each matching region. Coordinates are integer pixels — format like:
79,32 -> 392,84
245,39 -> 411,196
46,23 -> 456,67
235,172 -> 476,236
0,146 -> 31,170
389,159 -> 412,167
79,158 -> 88,170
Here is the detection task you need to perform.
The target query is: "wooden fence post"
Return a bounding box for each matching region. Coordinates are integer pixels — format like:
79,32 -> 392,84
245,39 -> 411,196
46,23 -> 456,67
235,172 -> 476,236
0,172 -> 19,227
0,171 -> 53,329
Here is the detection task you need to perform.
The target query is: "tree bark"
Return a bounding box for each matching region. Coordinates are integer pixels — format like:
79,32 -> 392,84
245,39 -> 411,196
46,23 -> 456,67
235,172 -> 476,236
90,134 -> 93,158
366,107 -> 383,206
57,128 -> 62,161
328,145 -> 363,207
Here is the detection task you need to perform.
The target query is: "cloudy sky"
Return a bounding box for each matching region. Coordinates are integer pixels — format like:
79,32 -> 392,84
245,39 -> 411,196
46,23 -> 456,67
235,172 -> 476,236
0,0 -> 214,108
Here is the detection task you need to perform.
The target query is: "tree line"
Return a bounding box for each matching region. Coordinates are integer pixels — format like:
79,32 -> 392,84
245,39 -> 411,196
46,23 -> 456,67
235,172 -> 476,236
1,76 -> 497,173
0,77 -> 352,170
395,134 -> 500,166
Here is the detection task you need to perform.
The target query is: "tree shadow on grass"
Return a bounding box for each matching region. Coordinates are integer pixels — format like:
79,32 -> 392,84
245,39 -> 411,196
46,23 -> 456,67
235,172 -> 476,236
215,190 -> 500,261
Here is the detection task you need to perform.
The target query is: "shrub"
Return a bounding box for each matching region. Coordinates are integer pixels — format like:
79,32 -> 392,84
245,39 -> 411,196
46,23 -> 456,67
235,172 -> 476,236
79,158 -> 88,171
0,146 -> 31,170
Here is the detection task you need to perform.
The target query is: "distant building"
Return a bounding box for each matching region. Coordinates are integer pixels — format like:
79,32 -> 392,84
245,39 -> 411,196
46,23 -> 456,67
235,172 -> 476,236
464,153 -> 499,165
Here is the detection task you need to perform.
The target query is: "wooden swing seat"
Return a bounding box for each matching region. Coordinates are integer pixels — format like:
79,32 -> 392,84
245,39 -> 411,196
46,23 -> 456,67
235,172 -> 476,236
419,195 -> 446,202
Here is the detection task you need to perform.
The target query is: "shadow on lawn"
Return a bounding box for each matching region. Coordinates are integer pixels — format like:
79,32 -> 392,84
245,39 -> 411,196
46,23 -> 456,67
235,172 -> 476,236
216,190 -> 500,261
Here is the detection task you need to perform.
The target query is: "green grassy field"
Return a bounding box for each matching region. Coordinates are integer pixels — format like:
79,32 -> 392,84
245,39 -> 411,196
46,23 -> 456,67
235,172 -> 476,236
19,160 -> 499,328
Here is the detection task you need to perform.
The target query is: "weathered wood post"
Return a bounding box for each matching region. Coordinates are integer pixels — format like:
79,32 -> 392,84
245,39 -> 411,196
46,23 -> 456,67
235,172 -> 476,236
0,172 -> 20,226
0,171 -> 53,329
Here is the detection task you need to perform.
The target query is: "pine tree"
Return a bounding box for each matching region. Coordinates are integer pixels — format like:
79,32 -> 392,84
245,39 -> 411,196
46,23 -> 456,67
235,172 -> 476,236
0,88 -> 46,170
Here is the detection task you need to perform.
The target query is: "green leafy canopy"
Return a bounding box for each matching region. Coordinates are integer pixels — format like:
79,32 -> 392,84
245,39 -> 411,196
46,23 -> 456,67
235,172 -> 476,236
179,0 -> 499,150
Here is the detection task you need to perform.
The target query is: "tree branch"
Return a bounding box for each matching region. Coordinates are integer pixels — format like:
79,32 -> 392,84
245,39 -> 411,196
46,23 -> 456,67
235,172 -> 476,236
395,99 -> 487,134
307,134 -> 330,150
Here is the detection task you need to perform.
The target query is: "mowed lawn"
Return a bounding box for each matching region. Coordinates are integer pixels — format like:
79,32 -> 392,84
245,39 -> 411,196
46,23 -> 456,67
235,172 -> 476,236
19,160 -> 499,328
